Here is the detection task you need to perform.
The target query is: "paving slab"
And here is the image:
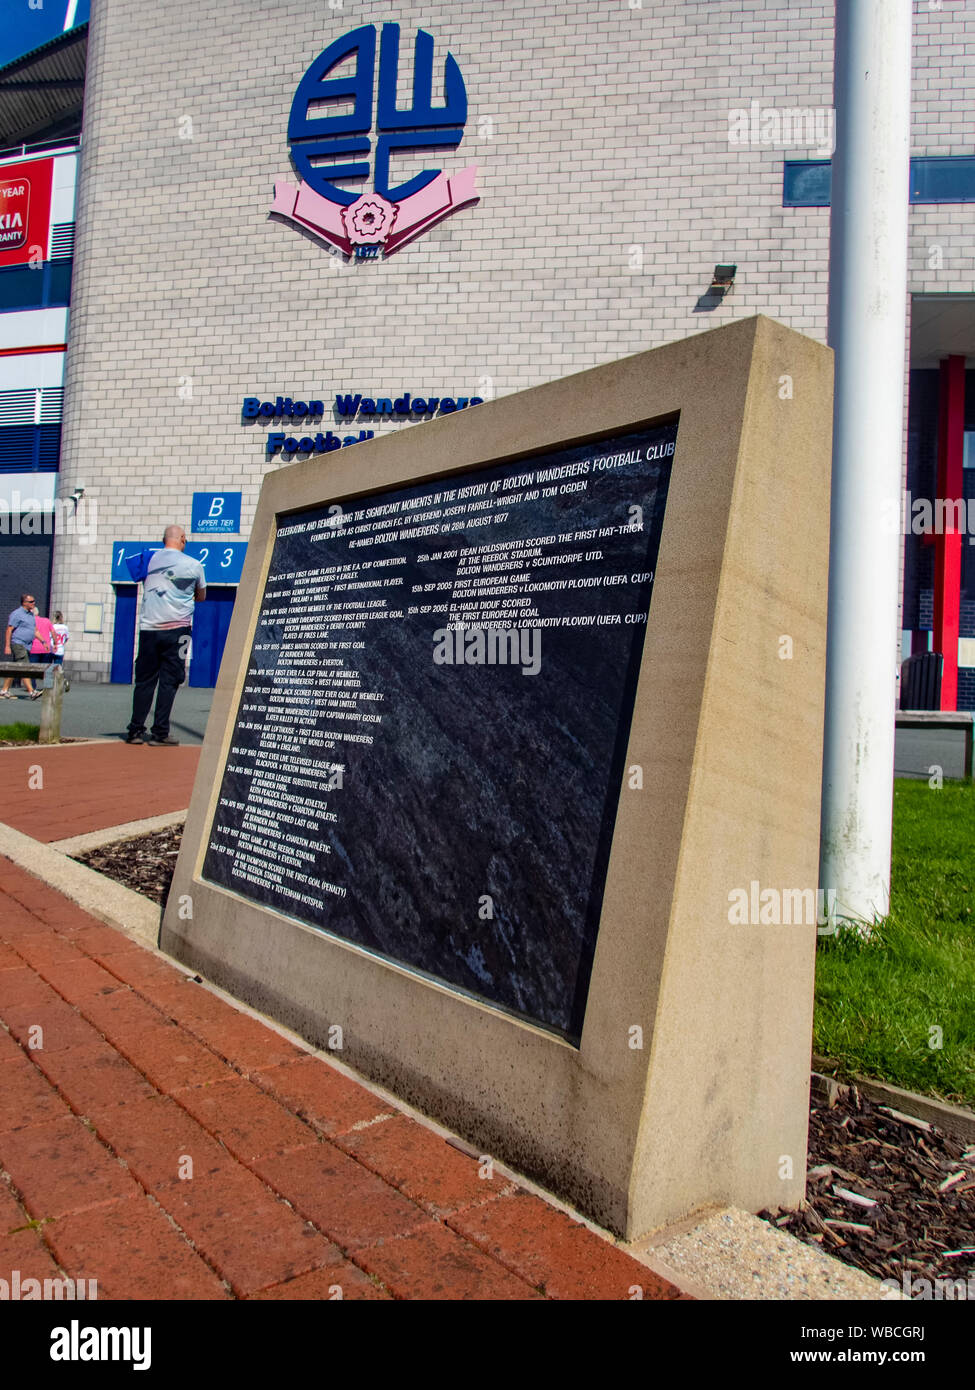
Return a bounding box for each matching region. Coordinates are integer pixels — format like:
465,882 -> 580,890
638,1206 -> 896,1301
0,683 -> 214,745
0,743 -> 199,841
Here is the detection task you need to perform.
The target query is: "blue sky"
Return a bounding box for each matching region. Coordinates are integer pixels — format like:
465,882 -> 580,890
0,0 -> 90,71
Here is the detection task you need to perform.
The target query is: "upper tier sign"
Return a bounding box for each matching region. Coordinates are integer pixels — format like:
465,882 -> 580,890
271,23 -> 479,261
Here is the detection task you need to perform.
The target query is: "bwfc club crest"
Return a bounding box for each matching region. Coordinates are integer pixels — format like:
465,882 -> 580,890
271,23 -> 478,261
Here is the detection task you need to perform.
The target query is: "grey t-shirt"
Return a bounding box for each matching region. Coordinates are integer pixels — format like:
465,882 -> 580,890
141,548 -> 206,630
7,606 -> 36,647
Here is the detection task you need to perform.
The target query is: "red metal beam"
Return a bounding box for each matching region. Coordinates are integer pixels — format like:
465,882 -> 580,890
933,354 -> 965,711
0,343 -> 66,357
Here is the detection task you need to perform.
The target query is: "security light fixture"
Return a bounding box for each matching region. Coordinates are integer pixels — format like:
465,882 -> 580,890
711,264 -> 737,292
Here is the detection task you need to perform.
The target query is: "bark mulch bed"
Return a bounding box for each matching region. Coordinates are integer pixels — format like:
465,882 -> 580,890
76,826 -> 975,1291
760,1083 -> 975,1291
72,824 -> 183,906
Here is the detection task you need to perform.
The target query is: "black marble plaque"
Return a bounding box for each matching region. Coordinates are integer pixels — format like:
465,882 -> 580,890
203,421 -> 677,1042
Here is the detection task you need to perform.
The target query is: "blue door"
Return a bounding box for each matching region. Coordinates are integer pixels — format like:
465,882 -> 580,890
110,585 -> 138,683
189,586 -> 236,688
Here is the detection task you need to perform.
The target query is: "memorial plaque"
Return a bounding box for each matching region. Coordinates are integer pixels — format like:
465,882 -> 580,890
165,318 -> 833,1238
203,423 -> 676,1041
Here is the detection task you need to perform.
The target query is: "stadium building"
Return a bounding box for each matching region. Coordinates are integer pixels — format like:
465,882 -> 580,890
1,2 -> 974,706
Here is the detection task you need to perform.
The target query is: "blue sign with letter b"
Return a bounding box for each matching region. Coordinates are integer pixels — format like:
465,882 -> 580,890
192,492 -> 241,535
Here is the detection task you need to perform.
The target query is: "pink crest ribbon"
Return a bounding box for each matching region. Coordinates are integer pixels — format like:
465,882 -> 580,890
270,166 -> 479,258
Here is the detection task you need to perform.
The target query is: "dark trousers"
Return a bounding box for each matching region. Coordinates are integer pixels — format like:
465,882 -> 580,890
128,627 -> 190,738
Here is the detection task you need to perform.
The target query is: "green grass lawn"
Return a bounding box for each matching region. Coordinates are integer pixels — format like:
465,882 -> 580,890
0,722 -> 39,743
815,778 -> 975,1109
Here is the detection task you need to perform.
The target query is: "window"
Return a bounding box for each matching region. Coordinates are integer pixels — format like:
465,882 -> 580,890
783,161 -> 830,207
0,259 -> 73,312
784,156 -> 975,208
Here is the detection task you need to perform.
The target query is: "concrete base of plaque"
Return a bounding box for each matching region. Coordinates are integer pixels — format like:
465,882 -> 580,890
162,315 -> 832,1239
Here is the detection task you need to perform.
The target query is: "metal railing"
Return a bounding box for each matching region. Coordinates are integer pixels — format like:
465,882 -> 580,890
0,134 -> 81,162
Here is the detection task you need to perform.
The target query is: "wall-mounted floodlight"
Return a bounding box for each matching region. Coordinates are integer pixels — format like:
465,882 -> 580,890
710,264 -> 737,292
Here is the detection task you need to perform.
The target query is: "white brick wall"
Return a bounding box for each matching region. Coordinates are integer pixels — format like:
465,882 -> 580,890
52,0 -> 975,673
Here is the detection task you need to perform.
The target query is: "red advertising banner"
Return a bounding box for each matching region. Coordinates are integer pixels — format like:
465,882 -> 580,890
0,158 -> 54,269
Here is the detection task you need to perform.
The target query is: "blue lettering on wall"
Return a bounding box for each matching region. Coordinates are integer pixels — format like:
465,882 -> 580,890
330,392 -> 484,418
246,393 -> 485,446
266,430 -> 376,456
242,397 -> 324,421
112,541 -> 247,585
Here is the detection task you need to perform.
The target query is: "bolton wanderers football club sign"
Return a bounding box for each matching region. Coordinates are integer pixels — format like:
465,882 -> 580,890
271,23 -> 479,261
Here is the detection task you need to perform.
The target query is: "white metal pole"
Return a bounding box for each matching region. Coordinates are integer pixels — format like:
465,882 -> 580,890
821,0 -> 912,927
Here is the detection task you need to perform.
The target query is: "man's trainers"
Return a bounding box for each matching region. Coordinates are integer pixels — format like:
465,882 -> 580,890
147,735 -> 180,745
125,730 -> 148,744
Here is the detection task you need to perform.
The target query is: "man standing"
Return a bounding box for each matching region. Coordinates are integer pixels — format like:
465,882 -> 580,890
1,593 -> 42,700
126,525 -> 205,745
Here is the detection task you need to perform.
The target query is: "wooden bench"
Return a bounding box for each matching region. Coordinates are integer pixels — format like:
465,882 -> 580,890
0,662 -> 66,744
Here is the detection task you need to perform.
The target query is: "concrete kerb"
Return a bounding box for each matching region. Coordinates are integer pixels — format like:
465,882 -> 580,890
0,818 -> 161,948
49,809 -> 187,856
635,1206 -> 900,1301
0,737 -> 119,747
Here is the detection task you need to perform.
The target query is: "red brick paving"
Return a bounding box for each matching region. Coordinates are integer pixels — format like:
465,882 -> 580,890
0,1053 -> 68,1132
354,1222 -> 546,1301
0,1176 -> 25,1230
0,940 -> 22,970
247,1263 -> 391,1300
0,854 -> 690,1301
33,1040 -> 157,1116
252,1142 -> 435,1253
34,957 -> 127,1006
4,998 -> 106,1054
335,1113 -> 509,1217
44,1197 -> 228,1300
251,1054 -> 396,1136
174,1076 -> 318,1161
89,1095 -> 233,1192
142,981 -> 305,1072
447,1188 -> 688,1301
0,743 -> 199,842
0,1113 -> 141,1219
0,1229 -> 66,1287
153,1163 -> 338,1298
0,967 -> 59,1010
2,933 -> 85,971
